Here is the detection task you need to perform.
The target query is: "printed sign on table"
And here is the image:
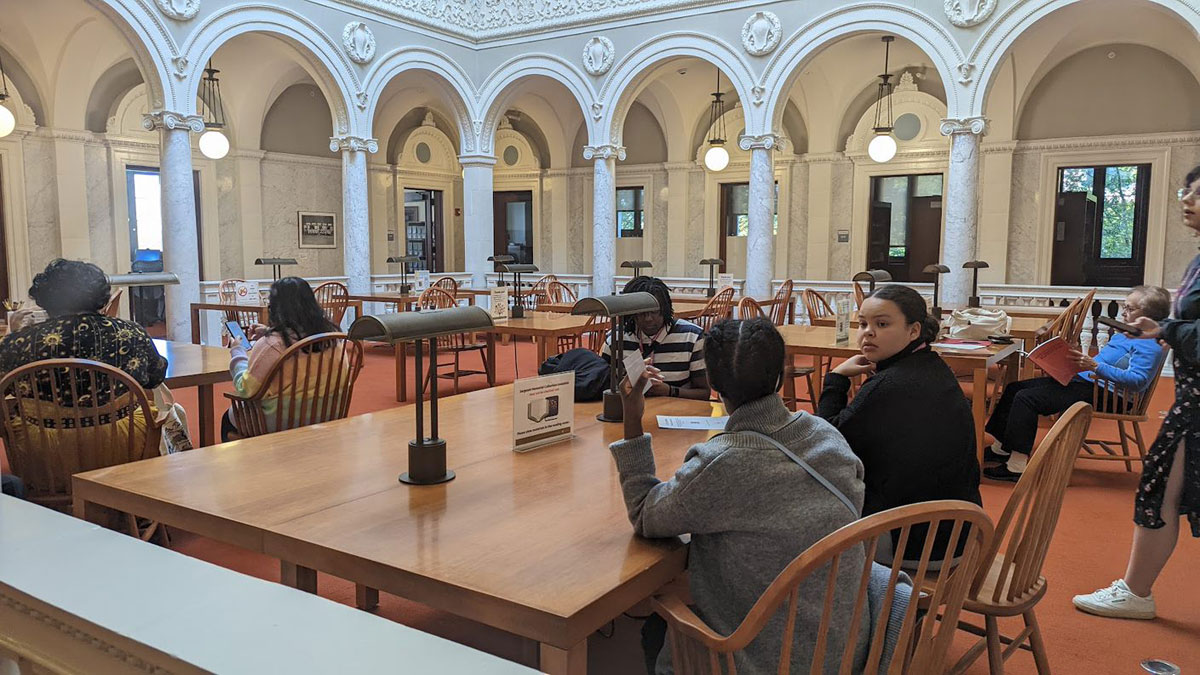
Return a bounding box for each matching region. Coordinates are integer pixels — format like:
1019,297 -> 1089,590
835,298 -> 851,345
490,287 -> 511,322
234,281 -> 261,306
513,371 -> 575,453
718,273 -> 734,290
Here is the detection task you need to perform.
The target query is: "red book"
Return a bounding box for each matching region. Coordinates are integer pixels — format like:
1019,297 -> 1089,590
1026,337 -> 1081,386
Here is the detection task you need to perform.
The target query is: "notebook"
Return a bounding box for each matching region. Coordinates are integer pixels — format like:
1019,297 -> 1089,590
1026,337 -> 1081,386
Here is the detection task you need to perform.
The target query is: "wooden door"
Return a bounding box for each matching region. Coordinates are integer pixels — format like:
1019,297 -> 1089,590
906,196 -> 943,281
493,191 -> 534,264
1051,191 -> 1096,286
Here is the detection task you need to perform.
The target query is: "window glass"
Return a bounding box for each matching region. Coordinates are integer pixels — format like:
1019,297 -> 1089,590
724,183 -> 778,236
616,187 -> 644,238
1060,167 -> 1094,192
1100,166 -> 1139,259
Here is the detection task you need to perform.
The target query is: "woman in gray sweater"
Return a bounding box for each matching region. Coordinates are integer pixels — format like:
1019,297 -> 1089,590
610,317 -> 869,674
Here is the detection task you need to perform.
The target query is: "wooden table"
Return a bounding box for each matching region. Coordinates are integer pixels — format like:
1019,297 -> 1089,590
73,388 -> 719,674
156,339 -> 231,448
777,325 -> 1019,463
348,290 -> 479,311
190,300 -> 364,344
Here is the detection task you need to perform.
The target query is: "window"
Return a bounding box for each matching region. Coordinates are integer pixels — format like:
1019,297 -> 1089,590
616,187 -> 644,238
1052,164 -> 1149,286
721,183 -> 778,237
867,174 -> 943,282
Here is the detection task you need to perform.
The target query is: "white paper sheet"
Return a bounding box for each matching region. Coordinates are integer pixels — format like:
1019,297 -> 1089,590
936,342 -> 988,350
656,415 -> 729,430
622,350 -> 653,394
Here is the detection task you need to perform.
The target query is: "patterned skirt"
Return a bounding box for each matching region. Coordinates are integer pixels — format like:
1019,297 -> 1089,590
1134,357 -> 1200,537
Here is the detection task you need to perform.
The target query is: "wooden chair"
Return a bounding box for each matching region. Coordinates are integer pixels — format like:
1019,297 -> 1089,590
224,333 -> 364,438
544,280 -> 577,304
0,359 -> 163,540
801,289 -> 834,325
769,280 -> 794,325
431,276 -> 459,295
101,288 -> 123,318
219,278 -> 263,331
695,286 -> 735,333
942,402 -> 1093,675
1079,350 -> 1168,471
557,314 -> 605,355
527,274 -> 558,309
853,280 -> 867,309
313,281 -> 351,325
417,287 -> 490,393
653,500 -> 993,675
736,296 -> 766,320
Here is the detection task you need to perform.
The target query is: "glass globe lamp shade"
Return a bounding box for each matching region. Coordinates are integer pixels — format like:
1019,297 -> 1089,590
198,129 -> 230,159
868,133 -> 897,163
0,105 -> 15,139
703,144 -> 729,172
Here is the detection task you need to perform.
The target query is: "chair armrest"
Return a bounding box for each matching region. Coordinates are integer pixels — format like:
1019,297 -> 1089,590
650,593 -> 728,649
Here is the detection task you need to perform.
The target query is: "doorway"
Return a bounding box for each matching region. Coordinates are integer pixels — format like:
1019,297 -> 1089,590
493,191 -> 534,265
125,166 -> 202,332
0,165 -> 9,302
1051,164 -> 1149,287
867,174 -> 943,282
403,189 -> 444,272
717,182 -> 778,276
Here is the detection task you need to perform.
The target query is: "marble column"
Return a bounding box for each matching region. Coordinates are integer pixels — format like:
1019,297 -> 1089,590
740,134 -> 777,298
583,144 -> 624,296
143,111 -> 203,342
331,136 -> 377,296
460,154 -> 496,288
940,117 -> 988,307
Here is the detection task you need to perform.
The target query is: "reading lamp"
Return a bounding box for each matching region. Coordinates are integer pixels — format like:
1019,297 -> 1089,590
620,260 -> 653,280
852,269 -> 892,293
349,306 -> 494,485
700,258 -> 724,297
106,273 -> 180,287
255,257 -> 298,282
922,264 -> 951,318
488,255 -> 516,287
497,263 -> 538,318
572,292 -> 660,423
962,260 -> 990,308
386,255 -> 422,295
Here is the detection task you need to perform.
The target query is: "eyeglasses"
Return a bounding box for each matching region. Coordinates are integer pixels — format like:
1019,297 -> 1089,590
1180,186 -> 1200,201
1121,302 -> 1144,312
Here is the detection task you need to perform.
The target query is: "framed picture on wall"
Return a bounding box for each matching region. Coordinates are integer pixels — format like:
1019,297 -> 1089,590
297,211 -> 337,249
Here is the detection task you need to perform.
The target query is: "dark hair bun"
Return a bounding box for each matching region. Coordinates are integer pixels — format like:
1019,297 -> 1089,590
28,259 -> 111,315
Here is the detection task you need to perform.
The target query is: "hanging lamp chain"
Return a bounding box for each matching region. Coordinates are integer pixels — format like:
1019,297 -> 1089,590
872,36 -> 895,134
201,59 -> 225,129
0,48 -> 10,101
708,67 -> 726,145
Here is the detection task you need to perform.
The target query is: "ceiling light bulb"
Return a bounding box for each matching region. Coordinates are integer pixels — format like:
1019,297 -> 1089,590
704,144 -> 729,172
868,134 -> 897,163
0,105 -> 14,139
198,129 -> 229,159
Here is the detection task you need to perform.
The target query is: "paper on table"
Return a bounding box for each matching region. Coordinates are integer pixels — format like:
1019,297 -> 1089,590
936,342 -> 987,350
622,350 -> 653,394
657,415 -> 729,430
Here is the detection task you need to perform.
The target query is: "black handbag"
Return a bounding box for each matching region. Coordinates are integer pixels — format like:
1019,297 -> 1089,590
539,348 -> 611,402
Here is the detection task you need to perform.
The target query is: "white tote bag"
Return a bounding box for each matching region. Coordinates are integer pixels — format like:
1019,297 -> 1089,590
152,384 -> 194,455
948,307 -> 1011,340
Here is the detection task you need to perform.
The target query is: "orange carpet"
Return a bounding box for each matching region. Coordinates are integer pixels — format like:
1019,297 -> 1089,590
4,341 -> 1197,673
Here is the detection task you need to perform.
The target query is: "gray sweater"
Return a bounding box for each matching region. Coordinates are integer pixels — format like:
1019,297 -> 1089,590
609,394 -> 869,674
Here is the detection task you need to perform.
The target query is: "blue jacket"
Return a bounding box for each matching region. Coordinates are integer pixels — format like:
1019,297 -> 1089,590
1076,332 -> 1166,392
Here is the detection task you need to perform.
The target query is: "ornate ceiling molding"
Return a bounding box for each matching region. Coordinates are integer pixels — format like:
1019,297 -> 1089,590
155,0 -> 201,21
944,0 -> 997,28
582,36 -> 614,76
741,11 -> 780,56
343,22 -> 377,64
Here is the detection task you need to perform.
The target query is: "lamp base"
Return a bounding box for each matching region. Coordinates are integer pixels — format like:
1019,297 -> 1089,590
512,304 -> 526,319
400,438 -> 455,485
398,283 -> 412,295
968,296 -> 981,309
706,287 -> 715,298
596,389 -> 624,423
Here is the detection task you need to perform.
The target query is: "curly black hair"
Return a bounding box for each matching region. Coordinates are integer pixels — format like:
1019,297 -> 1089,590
866,284 -> 940,344
703,317 -> 785,407
266,277 -> 339,347
621,276 -> 673,330
28,259 -> 112,316
1186,164 -> 1200,189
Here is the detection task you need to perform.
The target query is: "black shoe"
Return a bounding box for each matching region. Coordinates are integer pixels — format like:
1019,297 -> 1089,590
983,446 -> 1010,465
983,464 -> 1023,482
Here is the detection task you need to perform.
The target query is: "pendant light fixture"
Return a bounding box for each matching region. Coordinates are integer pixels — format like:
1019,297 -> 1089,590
197,59 -> 229,159
867,35 -> 897,164
0,50 -> 15,139
703,67 -> 729,172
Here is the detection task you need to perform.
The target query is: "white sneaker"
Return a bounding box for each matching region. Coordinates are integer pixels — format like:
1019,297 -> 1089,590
1072,579 -> 1156,619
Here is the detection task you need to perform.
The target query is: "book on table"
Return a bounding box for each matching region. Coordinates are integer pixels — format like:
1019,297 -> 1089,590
1026,336 -> 1082,386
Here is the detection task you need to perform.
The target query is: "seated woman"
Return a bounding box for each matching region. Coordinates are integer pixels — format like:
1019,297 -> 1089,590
817,284 -> 980,561
611,317 -> 867,674
984,285 -> 1171,481
601,276 -> 709,400
0,259 -> 167,392
221,277 -> 339,441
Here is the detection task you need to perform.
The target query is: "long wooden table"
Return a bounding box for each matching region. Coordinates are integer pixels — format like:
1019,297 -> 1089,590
73,388 -> 719,674
156,339 -> 232,448
777,325 -> 1020,463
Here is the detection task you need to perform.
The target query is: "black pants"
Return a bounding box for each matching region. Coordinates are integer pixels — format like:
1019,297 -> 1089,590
985,377 -> 1118,456
1,473 -> 24,498
641,613 -> 667,674
220,409 -> 239,443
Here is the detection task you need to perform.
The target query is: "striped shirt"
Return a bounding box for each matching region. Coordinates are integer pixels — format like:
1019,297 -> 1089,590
602,319 -> 706,385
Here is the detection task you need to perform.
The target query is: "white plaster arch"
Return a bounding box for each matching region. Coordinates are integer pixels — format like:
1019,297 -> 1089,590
693,105 -> 791,165
362,47 -> 475,151
177,5 -> 360,137
84,0 -> 173,111
761,4 -> 964,130
630,80 -> 688,163
969,0 -> 1200,117
506,95 -> 571,168
843,85 -> 948,156
476,54 -> 597,156
398,122 -> 462,173
108,82 -> 235,143
493,122 -> 542,172
0,78 -> 39,129
601,33 -> 757,146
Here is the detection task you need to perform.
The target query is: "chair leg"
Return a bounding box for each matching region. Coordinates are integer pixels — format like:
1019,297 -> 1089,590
1117,420 -> 1133,473
1023,609 -> 1052,675
985,615 -> 1005,674
453,352 -> 461,394
1132,421 -> 1147,465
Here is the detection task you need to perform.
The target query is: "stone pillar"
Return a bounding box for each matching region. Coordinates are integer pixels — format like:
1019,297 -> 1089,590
234,150 -> 265,278
460,154 -> 496,288
583,144 -> 624,296
740,134 -> 777,298
664,163 -> 691,276
939,117 -> 987,307
143,111 -> 203,342
331,136 -> 377,296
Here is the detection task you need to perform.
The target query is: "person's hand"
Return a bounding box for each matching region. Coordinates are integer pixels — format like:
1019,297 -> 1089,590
619,363 -> 662,439
222,330 -> 237,350
247,323 -> 268,340
1034,324 -> 1051,339
833,354 -> 875,378
645,380 -> 670,397
1067,348 -> 1097,372
1129,316 -> 1162,340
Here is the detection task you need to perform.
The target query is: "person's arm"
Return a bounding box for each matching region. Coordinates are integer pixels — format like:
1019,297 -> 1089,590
675,335 -> 710,399
232,336 -> 283,396
815,355 -> 879,428
1088,341 -> 1165,392
130,330 -> 167,389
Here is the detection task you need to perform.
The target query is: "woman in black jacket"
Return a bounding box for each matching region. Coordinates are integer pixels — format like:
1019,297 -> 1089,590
817,284 -> 980,561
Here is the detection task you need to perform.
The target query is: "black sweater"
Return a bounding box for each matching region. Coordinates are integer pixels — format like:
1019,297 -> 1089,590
817,346 -> 982,558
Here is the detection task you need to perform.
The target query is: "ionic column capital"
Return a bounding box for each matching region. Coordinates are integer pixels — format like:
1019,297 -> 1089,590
458,153 -> 497,168
939,116 -> 988,137
582,144 -> 626,161
738,133 -> 779,151
142,110 -> 204,134
329,135 -> 379,153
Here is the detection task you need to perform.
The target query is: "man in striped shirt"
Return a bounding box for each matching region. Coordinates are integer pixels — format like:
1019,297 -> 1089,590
601,276 -> 710,400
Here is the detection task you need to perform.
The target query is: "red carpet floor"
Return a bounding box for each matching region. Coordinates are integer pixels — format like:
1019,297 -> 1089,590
4,341 -> 1197,673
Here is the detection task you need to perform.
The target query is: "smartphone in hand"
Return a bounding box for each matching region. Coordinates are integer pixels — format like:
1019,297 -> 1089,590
1097,316 -> 1143,337
225,320 -> 252,350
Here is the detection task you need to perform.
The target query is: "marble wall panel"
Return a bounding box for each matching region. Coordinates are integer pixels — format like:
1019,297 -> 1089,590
1165,143 -> 1200,284
1006,151 -> 1042,284
260,157 -> 343,278
652,175 -> 668,271
828,160 -> 853,279
216,158 -> 242,279
787,161 -> 809,278
22,137 -> 61,272
685,170 -> 705,277
540,177 -> 554,267
84,144 -> 116,274
567,174 -> 590,273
